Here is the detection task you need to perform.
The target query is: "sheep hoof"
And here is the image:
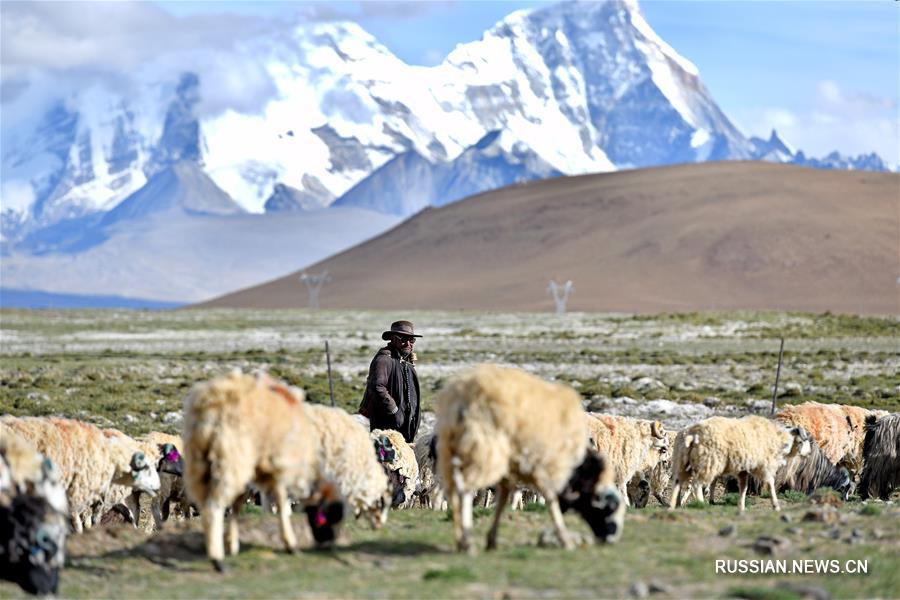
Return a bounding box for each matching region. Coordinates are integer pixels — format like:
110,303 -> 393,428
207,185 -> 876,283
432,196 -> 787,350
212,559 -> 227,573
285,546 -> 298,555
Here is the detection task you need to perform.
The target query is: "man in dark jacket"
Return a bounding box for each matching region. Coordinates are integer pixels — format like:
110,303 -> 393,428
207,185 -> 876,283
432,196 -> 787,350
358,320 -> 422,443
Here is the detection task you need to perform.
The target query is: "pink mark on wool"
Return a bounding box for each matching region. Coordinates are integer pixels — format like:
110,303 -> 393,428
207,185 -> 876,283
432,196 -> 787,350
315,510 -> 328,527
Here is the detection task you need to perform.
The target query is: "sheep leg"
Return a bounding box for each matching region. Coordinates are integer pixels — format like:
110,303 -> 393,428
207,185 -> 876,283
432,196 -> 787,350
619,483 -> 631,508
273,485 -> 297,554
766,476 -> 781,511
450,489 -> 475,554
737,472 -> 749,512
225,493 -> 246,556
203,503 -> 226,572
691,481 -> 704,504
669,481 -> 682,509
486,481 -> 512,551
547,495 -> 574,550
510,488 -> 523,511
152,498 -> 165,531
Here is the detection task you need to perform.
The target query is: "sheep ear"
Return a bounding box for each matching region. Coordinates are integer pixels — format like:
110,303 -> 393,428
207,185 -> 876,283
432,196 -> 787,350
651,421 -> 665,438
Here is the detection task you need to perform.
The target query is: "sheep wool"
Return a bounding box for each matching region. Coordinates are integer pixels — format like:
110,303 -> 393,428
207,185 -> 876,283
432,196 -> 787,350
775,402 -> 888,475
303,403 -> 391,527
858,413 -> 900,500
413,432 -> 445,510
370,428 -> 418,509
670,415 -> 810,512
436,364 -> 624,553
1,416 -> 158,533
182,370 -> 316,570
586,413 -> 666,505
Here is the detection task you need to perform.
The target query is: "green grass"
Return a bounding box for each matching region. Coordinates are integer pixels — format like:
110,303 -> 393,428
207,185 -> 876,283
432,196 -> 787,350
1,308 -> 898,597
0,500 -> 895,599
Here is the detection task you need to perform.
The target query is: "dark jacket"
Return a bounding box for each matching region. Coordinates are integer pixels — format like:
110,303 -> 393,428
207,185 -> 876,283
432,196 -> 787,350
358,346 -> 421,443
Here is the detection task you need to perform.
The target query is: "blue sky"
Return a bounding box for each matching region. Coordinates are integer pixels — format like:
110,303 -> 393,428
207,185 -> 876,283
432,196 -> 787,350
156,0 -> 899,164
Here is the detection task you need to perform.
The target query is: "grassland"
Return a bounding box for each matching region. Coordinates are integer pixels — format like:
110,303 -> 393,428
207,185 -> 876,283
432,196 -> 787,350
0,308 -> 897,598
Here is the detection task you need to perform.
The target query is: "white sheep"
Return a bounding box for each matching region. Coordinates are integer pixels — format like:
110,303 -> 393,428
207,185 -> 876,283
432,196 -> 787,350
370,428 -> 418,509
669,416 -> 811,512
436,364 -> 624,553
182,370 -> 333,571
1,416 -> 160,533
586,413 -> 667,506
303,403 -> 392,527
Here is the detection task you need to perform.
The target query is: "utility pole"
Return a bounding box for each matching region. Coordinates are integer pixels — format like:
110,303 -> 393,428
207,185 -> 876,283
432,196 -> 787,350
548,280 -> 574,315
299,270 -> 331,309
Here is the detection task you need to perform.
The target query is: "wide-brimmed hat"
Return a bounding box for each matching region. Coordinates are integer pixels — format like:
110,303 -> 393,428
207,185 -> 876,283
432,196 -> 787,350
381,320 -> 422,341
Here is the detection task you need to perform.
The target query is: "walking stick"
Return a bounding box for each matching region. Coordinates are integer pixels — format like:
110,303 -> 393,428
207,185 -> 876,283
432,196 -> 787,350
771,337 -> 785,415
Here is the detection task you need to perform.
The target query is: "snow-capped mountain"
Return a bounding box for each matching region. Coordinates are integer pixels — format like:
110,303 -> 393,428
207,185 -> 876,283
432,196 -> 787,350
748,129 -> 891,172
0,0 -> 892,305
331,130 -> 561,215
3,0 -> 755,231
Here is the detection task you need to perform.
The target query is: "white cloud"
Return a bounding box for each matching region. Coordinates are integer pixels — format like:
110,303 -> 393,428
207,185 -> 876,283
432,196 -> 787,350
0,1 -> 286,120
1,179 -> 35,213
731,80 -> 899,166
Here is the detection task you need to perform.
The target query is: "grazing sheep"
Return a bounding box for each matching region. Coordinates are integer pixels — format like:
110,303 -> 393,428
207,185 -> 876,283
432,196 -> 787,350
303,403 -> 392,527
586,413 -> 667,506
774,436 -> 852,500
98,428 -> 167,527
413,433 -> 445,510
136,431 -> 188,529
183,371 -> 336,571
1,428 -> 69,596
1,416 -> 160,533
669,416 -> 811,512
436,365 -> 624,553
370,428 -> 418,509
858,413 -> 900,500
775,402 -> 888,475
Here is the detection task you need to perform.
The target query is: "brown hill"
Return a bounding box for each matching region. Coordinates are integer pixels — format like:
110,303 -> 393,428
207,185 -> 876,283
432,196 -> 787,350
198,162 -> 900,315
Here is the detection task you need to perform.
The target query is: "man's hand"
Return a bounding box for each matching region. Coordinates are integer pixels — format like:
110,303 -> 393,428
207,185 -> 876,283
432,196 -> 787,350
394,410 -> 405,428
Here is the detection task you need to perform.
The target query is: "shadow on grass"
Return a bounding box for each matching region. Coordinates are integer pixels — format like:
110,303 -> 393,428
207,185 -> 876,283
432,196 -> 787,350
340,539 -> 445,556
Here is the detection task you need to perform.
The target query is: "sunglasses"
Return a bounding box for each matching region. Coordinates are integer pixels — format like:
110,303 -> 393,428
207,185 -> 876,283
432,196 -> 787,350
393,335 -> 416,345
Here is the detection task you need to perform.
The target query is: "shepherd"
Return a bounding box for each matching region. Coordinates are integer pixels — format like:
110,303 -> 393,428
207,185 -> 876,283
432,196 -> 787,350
358,320 -> 423,443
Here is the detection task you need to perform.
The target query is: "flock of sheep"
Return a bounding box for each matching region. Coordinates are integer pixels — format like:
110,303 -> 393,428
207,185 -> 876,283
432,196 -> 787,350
2,364 -> 898,596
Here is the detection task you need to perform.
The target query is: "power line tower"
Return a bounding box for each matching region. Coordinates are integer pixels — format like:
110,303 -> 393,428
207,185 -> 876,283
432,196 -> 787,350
548,280 -> 574,315
299,270 -> 331,309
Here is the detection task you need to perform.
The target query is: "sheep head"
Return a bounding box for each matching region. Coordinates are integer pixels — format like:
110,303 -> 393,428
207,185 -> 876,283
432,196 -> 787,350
303,481 -> 345,546
157,443 -> 184,476
0,494 -> 66,595
787,427 -> 812,458
127,451 -> 161,495
373,436 -> 397,463
559,449 -> 624,543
